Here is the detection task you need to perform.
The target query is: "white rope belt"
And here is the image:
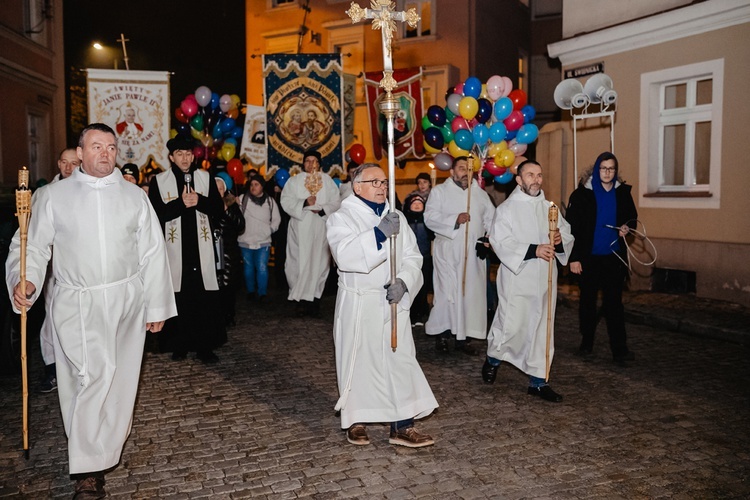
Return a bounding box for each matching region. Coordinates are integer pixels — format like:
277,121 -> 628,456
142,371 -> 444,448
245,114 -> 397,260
56,274 -> 140,387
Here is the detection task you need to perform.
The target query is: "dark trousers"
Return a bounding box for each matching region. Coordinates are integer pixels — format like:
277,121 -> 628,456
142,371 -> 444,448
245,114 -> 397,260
578,254 -> 629,357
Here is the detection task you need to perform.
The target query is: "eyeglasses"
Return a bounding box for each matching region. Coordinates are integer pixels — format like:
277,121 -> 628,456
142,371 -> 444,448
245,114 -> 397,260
357,179 -> 388,188
600,167 -> 616,173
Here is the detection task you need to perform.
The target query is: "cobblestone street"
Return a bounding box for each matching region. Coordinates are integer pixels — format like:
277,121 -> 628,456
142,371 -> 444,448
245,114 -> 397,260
1,287 -> 748,499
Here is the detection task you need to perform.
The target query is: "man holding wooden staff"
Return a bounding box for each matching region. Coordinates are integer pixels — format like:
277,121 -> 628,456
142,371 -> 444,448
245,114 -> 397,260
6,123 -> 176,498
326,163 -> 437,448
483,160 -> 574,402
423,156 -> 494,354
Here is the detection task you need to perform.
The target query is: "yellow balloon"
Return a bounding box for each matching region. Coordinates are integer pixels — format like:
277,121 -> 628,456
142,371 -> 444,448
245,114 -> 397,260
423,140 -> 441,155
488,140 -> 508,157
221,142 -> 236,161
458,96 -> 478,120
497,149 -> 515,167
448,140 -> 469,158
230,94 -> 241,109
170,128 -> 178,139
190,127 -> 202,140
480,84 -> 489,100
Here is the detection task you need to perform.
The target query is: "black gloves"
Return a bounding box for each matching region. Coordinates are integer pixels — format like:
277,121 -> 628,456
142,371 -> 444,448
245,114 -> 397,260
476,236 -> 490,260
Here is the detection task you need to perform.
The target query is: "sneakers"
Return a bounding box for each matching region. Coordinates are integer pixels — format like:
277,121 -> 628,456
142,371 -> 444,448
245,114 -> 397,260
389,426 -> 434,448
39,375 -> 57,393
73,475 -> 105,499
346,424 -> 370,446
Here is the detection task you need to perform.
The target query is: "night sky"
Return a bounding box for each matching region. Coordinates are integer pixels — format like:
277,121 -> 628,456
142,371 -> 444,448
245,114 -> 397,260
63,0 -> 247,126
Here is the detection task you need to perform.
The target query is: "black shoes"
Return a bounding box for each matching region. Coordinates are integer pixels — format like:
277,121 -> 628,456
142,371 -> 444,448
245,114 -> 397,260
435,336 -> 449,353
197,351 -> 219,364
527,385 -> 563,403
482,359 -> 499,384
455,340 -> 479,356
613,351 -> 635,366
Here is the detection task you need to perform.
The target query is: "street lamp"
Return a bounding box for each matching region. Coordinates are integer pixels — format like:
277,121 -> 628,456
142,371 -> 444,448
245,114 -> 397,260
88,41 -> 118,69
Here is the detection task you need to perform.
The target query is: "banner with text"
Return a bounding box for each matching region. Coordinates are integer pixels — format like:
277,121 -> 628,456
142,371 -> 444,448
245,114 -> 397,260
365,67 -> 425,161
239,105 -> 267,168
263,54 -> 343,172
87,69 -> 171,170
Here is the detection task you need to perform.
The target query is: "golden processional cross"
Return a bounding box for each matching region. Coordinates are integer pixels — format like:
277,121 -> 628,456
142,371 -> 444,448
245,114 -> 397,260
346,1 -> 419,352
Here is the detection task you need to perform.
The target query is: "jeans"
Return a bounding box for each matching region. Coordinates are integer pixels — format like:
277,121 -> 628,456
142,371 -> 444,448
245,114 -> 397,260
486,356 -> 548,388
241,246 -> 271,296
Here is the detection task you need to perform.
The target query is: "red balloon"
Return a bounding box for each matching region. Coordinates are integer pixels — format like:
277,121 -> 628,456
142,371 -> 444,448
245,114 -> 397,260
349,144 -> 366,164
508,89 -> 527,110
232,173 -> 245,187
192,146 -> 205,159
227,158 -> 244,177
504,110 -> 524,132
175,107 -> 188,123
483,159 -> 505,176
181,99 -> 198,118
451,116 -> 470,133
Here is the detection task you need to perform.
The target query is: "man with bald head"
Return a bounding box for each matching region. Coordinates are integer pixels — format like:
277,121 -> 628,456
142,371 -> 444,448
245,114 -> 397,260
53,148 -> 80,182
326,163 -> 438,448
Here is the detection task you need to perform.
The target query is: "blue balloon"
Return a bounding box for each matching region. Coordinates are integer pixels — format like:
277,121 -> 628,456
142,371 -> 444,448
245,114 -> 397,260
521,105 -> 536,123
212,122 -> 223,139
463,76 -> 482,99
472,123 -> 489,146
230,126 -> 243,139
489,122 -> 507,143
216,171 -> 233,191
476,98 -> 493,123
224,138 -> 238,147
221,117 -> 236,134
427,105 -> 447,127
333,177 -> 341,187
516,123 -> 539,145
424,127 -> 445,149
176,122 -> 190,136
495,171 -> 514,184
505,129 -> 517,141
454,129 -> 474,151
210,92 -> 220,110
275,168 -> 290,189
494,97 -> 513,121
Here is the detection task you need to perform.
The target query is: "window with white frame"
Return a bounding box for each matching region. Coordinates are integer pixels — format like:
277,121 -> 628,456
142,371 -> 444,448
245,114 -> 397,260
639,59 -> 723,209
399,0 -> 434,39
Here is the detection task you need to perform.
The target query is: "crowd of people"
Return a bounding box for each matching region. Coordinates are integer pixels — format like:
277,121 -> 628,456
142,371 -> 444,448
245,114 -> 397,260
6,122 -> 638,498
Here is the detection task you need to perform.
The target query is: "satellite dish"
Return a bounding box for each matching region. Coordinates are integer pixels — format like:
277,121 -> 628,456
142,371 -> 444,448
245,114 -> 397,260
584,73 -> 617,105
554,79 -> 587,109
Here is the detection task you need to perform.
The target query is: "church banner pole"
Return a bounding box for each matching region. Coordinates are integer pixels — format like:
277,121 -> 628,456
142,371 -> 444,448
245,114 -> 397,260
546,203 -> 558,382
15,167 -> 32,459
347,0 -> 419,352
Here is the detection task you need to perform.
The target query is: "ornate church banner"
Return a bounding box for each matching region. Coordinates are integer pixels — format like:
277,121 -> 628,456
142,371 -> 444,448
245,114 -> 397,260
239,105 -> 267,168
86,69 -> 170,169
263,54 -> 344,172
365,67 -> 425,161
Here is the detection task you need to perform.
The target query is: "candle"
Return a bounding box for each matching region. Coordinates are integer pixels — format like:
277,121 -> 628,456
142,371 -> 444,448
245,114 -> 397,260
429,163 -> 436,186
18,167 -> 29,189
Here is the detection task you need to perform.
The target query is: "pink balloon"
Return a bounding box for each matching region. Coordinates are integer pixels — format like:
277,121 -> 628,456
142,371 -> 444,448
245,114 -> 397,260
486,75 -> 504,101
185,94 -> 197,103
180,99 -> 198,118
501,77 -> 513,98
504,110 -> 524,132
454,82 -> 465,95
508,139 -> 528,156
451,116 -> 471,133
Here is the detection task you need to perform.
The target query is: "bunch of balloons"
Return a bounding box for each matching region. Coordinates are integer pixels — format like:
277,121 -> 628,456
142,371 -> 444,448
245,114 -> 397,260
172,85 -> 244,172
422,75 -> 537,185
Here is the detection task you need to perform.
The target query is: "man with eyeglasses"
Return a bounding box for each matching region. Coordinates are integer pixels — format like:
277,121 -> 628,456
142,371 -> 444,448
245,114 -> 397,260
280,149 -> 341,317
483,160 -> 574,403
566,152 -> 638,366
326,163 -> 438,448
423,156 -> 495,354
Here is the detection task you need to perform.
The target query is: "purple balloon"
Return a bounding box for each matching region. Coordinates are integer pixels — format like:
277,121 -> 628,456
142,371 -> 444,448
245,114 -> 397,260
434,152 -> 453,171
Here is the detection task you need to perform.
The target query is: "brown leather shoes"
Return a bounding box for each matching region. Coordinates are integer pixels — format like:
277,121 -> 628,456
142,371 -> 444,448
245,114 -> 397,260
346,424 -> 370,445
389,426 -> 434,448
73,475 -> 106,499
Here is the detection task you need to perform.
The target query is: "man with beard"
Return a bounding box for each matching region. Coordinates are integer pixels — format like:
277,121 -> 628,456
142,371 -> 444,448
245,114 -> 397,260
149,136 -> 226,363
424,156 -> 494,354
483,160 -> 574,402
7,123 -> 175,498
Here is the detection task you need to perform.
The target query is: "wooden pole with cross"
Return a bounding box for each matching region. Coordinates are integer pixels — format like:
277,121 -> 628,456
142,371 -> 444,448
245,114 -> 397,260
346,1 -> 419,352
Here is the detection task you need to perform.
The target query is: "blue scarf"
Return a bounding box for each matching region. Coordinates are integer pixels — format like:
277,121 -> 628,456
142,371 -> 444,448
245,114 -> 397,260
591,159 -> 619,255
356,194 -> 385,216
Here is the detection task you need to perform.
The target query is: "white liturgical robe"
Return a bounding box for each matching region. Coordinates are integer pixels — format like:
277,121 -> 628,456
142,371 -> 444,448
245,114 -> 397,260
5,168 -> 176,474
487,186 -> 574,379
327,196 -> 438,428
281,171 -> 340,301
424,178 -> 495,340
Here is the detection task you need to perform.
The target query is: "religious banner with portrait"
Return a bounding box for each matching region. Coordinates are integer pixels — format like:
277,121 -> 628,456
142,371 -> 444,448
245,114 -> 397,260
263,54 -> 344,173
365,67 -> 425,161
239,104 -> 267,169
86,69 -> 171,169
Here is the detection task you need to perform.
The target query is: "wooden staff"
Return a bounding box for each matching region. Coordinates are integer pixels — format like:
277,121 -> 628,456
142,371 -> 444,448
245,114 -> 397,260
461,156 -> 474,296
15,167 -> 32,459
545,202 -> 558,382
